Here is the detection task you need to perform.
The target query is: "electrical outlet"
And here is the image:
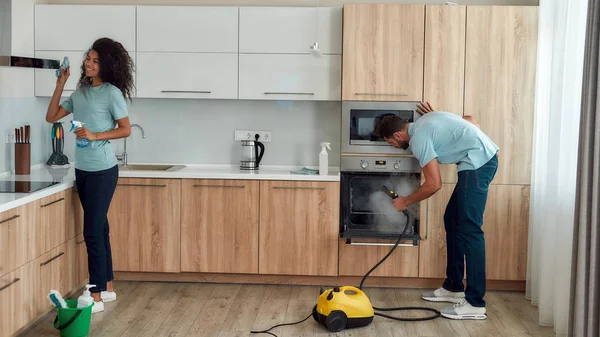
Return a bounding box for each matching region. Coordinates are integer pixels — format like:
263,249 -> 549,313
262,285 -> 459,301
234,130 -> 272,142
5,131 -> 14,144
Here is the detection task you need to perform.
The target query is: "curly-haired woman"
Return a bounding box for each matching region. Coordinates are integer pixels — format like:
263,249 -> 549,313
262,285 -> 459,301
45,37 -> 135,313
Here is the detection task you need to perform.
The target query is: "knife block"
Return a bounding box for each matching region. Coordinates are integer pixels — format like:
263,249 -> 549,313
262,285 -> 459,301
15,143 -> 31,175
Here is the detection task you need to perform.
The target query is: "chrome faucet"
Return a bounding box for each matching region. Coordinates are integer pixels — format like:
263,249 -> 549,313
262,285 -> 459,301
117,124 -> 145,166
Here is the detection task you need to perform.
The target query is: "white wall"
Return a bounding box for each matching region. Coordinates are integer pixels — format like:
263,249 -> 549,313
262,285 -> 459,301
117,99 -> 341,167
36,0 -> 539,6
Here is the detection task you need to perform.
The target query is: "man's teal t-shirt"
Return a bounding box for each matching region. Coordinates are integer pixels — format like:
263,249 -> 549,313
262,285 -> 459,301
408,112 -> 499,171
61,83 -> 128,172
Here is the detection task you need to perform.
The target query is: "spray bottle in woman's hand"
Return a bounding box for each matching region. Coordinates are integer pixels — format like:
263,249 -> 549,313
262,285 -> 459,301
70,120 -> 90,148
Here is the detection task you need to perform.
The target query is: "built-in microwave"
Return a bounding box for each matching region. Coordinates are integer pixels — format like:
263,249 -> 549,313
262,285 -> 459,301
341,101 -> 422,155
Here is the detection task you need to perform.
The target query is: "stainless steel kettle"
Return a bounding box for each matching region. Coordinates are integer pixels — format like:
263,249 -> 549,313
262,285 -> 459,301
240,135 -> 265,170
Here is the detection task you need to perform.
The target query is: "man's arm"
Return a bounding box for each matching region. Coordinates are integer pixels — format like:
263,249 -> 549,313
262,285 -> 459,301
393,158 -> 442,211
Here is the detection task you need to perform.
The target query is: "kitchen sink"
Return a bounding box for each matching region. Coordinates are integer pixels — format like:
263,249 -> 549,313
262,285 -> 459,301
119,164 -> 186,172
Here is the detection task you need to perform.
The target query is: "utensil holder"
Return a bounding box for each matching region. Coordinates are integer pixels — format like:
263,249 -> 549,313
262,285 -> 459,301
15,143 -> 31,175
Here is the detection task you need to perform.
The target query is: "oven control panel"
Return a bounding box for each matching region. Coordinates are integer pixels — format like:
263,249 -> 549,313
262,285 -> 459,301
341,156 -> 421,173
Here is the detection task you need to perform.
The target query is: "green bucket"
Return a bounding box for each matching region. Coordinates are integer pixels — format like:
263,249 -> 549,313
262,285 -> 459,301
53,299 -> 93,337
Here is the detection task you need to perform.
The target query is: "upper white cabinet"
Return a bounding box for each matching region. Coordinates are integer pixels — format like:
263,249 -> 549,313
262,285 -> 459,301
239,54 -> 341,101
34,5 -> 136,51
239,7 -> 342,54
136,53 -> 238,99
136,6 -> 238,53
34,51 -> 86,97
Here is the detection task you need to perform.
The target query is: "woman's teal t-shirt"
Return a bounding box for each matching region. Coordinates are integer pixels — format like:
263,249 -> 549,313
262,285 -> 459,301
61,83 -> 128,172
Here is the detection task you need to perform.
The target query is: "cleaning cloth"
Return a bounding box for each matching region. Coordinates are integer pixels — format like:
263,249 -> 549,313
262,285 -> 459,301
55,56 -> 70,77
291,167 -> 319,175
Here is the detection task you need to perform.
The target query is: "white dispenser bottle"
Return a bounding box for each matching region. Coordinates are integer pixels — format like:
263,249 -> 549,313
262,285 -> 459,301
319,142 -> 331,175
77,284 -> 96,308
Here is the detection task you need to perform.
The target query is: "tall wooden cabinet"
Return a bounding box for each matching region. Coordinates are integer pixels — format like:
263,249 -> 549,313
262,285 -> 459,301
342,4 -> 425,101
464,6 -> 538,185
108,178 -> 181,273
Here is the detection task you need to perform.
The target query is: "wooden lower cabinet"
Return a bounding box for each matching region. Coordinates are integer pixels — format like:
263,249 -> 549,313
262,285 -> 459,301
72,234 -> 89,288
36,242 -> 71,314
418,184 -> 530,281
0,203 -> 33,278
180,179 -> 259,274
258,180 -> 339,276
0,260 -> 36,337
108,178 -> 181,273
33,191 -> 68,258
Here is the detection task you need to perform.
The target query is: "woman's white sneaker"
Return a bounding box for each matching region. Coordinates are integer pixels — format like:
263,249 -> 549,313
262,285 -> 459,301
91,301 -> 104,314
440,299 -> 487,320
101,291 -> 116,302
422,287 -> 465,303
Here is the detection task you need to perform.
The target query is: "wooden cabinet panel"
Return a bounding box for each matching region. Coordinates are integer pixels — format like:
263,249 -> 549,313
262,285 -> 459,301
424,5 -> 466,116
71,188 -> 84,238
424,5 -> 466,185
259,181 -> 339,276
0,204 -> 32,277
33,191 -> 67,258
108,178 -> 181,273
71,234 -> 88,288
419,184 -> 530,281
419,184 -> 454,278
342,4 -> 425,101
485,185 -> 530,280
35,243 -> 70,315
338,240 -> 419,277
0,261 -> 36,337
181,179 -> 259,274
464,6 -> 538,185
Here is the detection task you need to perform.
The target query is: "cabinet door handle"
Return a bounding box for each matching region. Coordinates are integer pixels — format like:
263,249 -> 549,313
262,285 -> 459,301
40,252 -> 65,266
354,93 -> 408,97
193,184 -> 245,188
346,241 -> 417,247
264,92 -> 315,96
0,214 -> 20,225
0,278 -> 20,292
272,186 -> 325,190
76,239 -> 86,244
161,90 -> 211,94
40,197 -> 65,208
117,184 -> 167,188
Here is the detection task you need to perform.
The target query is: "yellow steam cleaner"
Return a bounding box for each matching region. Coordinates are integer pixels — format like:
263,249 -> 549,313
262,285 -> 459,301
251,186 -> 441,336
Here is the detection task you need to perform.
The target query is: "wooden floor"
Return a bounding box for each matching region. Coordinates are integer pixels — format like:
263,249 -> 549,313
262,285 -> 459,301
20,281 -> 556,337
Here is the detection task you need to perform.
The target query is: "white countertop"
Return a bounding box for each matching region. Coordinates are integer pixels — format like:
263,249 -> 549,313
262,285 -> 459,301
0,162 -> 340,213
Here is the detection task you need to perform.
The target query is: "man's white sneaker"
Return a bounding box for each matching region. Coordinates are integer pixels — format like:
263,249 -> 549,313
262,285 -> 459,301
440,299 -> 487,320
422,287 -> 465,303
91,301 -> 104,314
101,291 -> 116,302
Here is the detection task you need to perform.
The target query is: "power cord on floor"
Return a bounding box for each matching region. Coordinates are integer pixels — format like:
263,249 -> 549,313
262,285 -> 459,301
250,210 -> 440,336
250,312 -> 313,336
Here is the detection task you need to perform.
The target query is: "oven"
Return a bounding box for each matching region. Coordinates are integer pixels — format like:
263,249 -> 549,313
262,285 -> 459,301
339,155 -> 423,246
341,101 -> 422,155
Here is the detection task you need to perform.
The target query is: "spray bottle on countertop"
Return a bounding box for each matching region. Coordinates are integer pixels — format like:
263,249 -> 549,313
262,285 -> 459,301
77,284 -> 96,308
69,120 -> 90,148
319,142 -> 331,175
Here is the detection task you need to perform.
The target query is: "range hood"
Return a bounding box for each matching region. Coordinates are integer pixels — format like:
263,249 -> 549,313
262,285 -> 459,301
0,0 -> 60,69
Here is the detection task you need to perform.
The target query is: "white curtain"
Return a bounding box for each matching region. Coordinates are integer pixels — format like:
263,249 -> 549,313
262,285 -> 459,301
527,0 -> 589,336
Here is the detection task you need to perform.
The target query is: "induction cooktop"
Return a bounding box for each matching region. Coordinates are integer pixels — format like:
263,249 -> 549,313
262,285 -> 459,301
0,181 -> 59,193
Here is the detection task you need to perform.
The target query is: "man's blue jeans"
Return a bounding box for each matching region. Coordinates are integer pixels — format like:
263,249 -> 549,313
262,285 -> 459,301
442,155 -> 498,307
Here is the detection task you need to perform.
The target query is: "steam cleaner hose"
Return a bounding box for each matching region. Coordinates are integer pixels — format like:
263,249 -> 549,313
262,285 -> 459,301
251,213 -> 440,336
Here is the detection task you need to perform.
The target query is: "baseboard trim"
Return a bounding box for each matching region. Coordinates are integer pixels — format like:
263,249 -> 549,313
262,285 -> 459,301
114,272 -> 525,291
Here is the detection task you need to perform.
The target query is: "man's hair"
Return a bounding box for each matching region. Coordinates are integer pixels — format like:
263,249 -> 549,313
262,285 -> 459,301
375,115 -> 409,139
